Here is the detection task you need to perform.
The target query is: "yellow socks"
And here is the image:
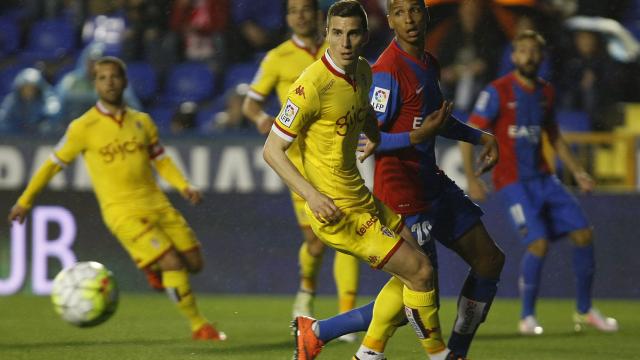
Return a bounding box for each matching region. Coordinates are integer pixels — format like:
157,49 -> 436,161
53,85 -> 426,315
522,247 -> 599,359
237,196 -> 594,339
363,276 -> 405,352
298,242 -> 323,292
403,285 -> 446,355
162,269 -> 207,331
334,251 -> 359,313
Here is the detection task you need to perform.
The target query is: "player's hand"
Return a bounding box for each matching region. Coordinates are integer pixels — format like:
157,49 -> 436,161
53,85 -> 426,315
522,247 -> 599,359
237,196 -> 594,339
476,133 -> 498,176
410,101 -> 453,144
181,187 -> 203,205
574,171 -> 595,193
357,134 -> 378,163
307,190 -> 343,224
8,204 -> 29,225
256,114 -> 274,135
467,178 -> 489,202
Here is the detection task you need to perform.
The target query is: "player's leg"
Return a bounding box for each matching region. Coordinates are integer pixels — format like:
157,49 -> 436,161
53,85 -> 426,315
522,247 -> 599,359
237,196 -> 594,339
333,250 -> 360,342
158,208 -> 226,341
294,226 -> 325,317
293,188 -> 326,317
447,222 -> 504,356
499,182 -> 548,335
543,177 -> 617,332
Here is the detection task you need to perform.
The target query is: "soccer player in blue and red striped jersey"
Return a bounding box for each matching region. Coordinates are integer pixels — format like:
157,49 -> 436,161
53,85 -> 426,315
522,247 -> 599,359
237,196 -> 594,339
461,30 -> 618,335
292,1 -> 504,359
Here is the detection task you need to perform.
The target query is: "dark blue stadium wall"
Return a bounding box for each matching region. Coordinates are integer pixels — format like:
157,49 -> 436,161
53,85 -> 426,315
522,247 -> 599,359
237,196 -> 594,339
1,137 -> 638,298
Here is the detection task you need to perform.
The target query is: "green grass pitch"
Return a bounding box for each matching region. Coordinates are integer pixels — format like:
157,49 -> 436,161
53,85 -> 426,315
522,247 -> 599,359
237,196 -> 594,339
0,294 -> 638,359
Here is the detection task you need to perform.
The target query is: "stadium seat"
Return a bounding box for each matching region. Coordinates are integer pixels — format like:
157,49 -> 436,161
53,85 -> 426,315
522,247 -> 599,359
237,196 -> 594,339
126,62 -> 157,103
161,62 -> 215,105
0,16 -> 20,57
21,18 -> 76,62
0,63 -> 30,99
223,62 -> 258,92
556,110 -> 591,132
147,105 -> 176,134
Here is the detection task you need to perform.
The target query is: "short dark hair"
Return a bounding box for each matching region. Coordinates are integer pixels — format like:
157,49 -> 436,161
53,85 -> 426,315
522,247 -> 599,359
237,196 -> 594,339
286,0 -> 318,12
327,0 -> 368,31
513,30 -> 546,48
94,56 -> 128,78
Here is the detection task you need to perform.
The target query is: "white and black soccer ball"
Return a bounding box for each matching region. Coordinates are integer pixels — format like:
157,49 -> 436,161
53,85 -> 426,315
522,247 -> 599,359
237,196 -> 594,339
51,261 -> 119,327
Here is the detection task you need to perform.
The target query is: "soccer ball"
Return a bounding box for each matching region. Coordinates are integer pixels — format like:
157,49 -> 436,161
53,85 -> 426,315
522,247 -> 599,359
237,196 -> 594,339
51,261 -> 119,327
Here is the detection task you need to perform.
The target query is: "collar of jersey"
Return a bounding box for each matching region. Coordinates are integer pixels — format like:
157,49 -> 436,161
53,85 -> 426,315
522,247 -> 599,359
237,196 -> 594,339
392,39 -> 427,70
291,34 -> 324,57
509,72 -> 537,93
322,49 -> 356,90
96,101 -> 127,125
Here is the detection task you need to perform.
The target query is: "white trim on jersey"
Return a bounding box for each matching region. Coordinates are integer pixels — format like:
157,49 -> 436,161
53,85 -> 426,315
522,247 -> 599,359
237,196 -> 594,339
271,124 -> 295,142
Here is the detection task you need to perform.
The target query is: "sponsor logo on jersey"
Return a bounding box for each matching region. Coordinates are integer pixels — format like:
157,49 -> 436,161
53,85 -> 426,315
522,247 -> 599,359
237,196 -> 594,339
508,125 -> 541,143
412,116 -> 424,129
367,255 -> 379,265
335,105 -> 367,136
279,99 -> 299,128
294,85 -> 306,99
99,136 -> 146,163
371,87 -> 390,113
416,85 -> 425,94
356,215 -> 379,236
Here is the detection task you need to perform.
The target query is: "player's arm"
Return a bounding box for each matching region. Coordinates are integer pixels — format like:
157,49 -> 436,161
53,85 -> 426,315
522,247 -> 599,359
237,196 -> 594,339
459,87 -> 501,201
242,96 -> 275,135
263,131 -> 342,223
242,52 -> 278,135
145,116 -> 201,204
8,122 -> 84,224
547,122 -> 595,193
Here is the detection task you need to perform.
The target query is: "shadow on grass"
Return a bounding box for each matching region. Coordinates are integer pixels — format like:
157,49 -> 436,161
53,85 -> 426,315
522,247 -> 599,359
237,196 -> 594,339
0,338 -> 179,349
474,331 -> 580,341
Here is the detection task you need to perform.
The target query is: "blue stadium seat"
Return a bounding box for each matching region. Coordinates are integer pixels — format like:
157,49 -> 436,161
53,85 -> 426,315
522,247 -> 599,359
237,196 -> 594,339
223,62 -> 258,92
21,18 -> 76,62
147,105 -> 176,134
161,62 -> 215,105
0,64 -> 29,99
0,16 -> 20,57
126,62 -> 157,103
556,110 -> 591,132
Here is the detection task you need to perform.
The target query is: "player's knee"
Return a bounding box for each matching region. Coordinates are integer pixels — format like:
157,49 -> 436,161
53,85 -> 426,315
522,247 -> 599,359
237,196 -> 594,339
570,228 -> 593,247
409,255 -> 434,289
186,258 -> 203,274
304,232 -> 325,257
156,250 -> 185,271
527,238 -> 549,257
484,246 -> 505,274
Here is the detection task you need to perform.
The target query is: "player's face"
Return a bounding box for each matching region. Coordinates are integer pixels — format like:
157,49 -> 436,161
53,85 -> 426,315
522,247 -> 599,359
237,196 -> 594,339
326,16 -> 368,69
512,38 -> 543,79
287,0 -> 318,37
94,63 -> 127,106
387,0 -> 427,45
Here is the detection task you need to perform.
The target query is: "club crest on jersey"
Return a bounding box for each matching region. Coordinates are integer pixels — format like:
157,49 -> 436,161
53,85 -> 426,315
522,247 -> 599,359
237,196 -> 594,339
381,225 -> 394,238
371,87 -> 390,113
279,99 -> 299,128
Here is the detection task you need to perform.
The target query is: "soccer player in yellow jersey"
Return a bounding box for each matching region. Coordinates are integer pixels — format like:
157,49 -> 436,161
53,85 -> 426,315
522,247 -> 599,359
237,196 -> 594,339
263,1 -> 448,359
8,57 -> 226,342
242,0 -> 361,326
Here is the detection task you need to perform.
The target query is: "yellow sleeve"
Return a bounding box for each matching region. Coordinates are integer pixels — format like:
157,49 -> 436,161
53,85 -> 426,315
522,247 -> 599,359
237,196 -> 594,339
53,120 -> 85,164
271,77 -> 319,142
17,122 -> 85,209
248,51 -> 279,100
16,158 -> 64,209
144,114 -> 191,192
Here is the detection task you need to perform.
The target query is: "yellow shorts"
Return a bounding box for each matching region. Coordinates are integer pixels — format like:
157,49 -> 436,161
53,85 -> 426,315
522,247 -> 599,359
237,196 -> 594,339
290,190 -> 310,227
103,207 -> 200,269
305,196 -> 404,269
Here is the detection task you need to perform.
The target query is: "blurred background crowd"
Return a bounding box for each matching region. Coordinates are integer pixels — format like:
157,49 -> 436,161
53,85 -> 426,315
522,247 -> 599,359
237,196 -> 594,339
0,0 -> 639,137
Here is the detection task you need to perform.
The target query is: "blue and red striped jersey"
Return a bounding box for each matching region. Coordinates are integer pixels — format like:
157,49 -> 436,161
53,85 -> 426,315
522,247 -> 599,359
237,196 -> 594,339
468,72 -> 559,190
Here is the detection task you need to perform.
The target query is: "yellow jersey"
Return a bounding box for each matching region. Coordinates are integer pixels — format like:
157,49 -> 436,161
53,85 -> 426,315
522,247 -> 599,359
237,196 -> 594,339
248,35 -> 328,105
272,50 -> 373,210
18,102 -> 190,214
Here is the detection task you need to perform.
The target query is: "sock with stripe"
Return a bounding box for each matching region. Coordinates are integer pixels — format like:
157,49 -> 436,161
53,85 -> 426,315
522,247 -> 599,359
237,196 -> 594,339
162,269 -> 207,331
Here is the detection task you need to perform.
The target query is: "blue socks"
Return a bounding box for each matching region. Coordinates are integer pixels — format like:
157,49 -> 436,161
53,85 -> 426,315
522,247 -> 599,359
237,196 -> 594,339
520,251 -> 544,318
573,244 -> 594,314
316,301 -> 374,342
448,272 -> 499,357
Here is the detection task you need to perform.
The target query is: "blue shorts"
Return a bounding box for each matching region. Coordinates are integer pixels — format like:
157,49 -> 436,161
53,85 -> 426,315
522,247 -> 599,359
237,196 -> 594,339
403,176 -> 484,269
498,175 -> 590,245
